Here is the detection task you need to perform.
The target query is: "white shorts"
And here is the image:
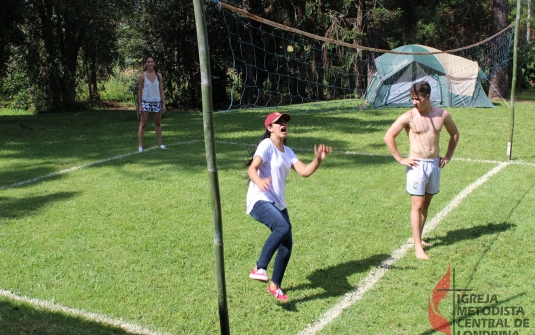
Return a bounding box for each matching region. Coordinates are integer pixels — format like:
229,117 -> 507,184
406,158 -> 441,196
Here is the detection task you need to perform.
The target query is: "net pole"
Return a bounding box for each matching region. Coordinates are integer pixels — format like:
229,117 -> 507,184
508,0 -> 521,161
192,0 -> 231,333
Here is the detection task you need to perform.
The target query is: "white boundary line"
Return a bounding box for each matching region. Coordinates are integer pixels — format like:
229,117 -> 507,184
0,152 -> 135,190
0,289 -> 171,335
296,162 -> 510,335
3,139 -> 534,191
0,140 -> 203,190
216,140 -> 535,166
3,138 -> 534,192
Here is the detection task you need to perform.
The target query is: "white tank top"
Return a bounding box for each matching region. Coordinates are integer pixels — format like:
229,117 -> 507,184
142,73 -> 161,102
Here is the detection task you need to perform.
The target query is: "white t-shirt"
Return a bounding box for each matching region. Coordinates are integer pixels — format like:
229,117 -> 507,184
246,138 -> 299,214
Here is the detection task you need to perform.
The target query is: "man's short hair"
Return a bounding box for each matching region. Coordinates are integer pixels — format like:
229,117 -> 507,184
410,81 -> 431,97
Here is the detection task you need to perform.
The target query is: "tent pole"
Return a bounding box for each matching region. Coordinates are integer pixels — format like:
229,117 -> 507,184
508,0 -> 521,161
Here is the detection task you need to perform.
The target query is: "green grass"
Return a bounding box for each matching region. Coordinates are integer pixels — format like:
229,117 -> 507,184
515,90 -> 535,101
0,107 -> 34,116
0,101 -> 534,334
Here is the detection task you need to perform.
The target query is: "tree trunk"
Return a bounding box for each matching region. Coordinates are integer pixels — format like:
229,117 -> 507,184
315,42 -> 325,101
63,15 -> 81,106
65,58 -> 78,106
355,0 -> 364,97
366,26 -> 382,87
88,55 -> 100,102
489,0 -> 509,99
242,0 -> 256,105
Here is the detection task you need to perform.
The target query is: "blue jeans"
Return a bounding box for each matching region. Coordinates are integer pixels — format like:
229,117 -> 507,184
250,200 -> 293,287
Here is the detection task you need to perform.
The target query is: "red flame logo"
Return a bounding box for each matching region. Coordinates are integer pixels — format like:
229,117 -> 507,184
428,265 -> 451,335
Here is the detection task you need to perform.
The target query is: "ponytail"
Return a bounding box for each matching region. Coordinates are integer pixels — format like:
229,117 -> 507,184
245,129 -> 271,167
245,129 -> 287,168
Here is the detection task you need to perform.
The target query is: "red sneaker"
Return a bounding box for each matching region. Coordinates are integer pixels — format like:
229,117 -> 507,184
249,268 -> 269,282
268,286 -> 288,301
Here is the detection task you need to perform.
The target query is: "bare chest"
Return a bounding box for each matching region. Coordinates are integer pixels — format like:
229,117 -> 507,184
407,112 -> 444,136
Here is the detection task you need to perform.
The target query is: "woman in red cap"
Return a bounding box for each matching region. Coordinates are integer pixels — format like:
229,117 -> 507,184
246,112 -> 332,301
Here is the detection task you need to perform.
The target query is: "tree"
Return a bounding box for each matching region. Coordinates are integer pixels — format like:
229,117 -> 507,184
79,0 -> 132,102
514,0 -> 535,89
16,0 -> 129,111
133,1 -> 200,107
126,0 -> 243,108
3,0 -> 523,110
0,0 -> 24,78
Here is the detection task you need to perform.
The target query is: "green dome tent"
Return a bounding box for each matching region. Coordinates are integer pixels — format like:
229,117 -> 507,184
364,44 -> 494,108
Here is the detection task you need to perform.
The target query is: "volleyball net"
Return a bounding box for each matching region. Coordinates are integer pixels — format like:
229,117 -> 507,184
211,1 -> 515,112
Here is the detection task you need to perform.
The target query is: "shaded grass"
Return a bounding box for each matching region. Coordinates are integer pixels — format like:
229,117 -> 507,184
515,90 -> 535,101
0,296 -> 144,335
0,101 -> 534,334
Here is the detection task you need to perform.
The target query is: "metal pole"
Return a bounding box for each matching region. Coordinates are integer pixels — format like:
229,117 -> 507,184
508,0 -> 521,161
192,0 -> 230,333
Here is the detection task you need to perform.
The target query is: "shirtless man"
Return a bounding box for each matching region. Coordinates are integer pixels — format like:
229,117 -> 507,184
384,81 -> 459,260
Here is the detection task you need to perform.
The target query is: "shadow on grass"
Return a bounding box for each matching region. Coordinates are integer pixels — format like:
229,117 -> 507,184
0,298 -> 148,335
280,253 -> 390,311
419,292 -> 526,335
0,108 -> 400,188
428,222 -> 515,248
0,192 -> 79,220
0,169 -> 66,191
214,112 -> 396,152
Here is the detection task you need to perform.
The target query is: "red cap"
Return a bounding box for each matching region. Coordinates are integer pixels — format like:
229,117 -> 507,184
264,112 -> 291,129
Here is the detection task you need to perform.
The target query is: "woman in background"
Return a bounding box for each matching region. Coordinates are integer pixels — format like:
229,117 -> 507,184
137,56 -> 167,152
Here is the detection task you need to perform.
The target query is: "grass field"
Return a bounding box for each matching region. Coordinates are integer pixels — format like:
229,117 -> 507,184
1,98 -> 534,334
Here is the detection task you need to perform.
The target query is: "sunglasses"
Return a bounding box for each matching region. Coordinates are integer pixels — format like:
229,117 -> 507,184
273,118 -> 288,125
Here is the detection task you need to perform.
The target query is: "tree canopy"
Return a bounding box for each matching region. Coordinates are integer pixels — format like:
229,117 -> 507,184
1,0 -> 533,112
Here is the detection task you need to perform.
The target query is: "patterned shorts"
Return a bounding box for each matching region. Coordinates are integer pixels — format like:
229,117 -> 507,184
141,100 -> 163,113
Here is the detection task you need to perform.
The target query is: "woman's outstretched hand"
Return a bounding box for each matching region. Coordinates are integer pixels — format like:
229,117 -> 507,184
314,144 -> 332,161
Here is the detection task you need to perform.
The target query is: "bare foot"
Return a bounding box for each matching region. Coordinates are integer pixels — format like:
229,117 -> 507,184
415,249 -> 430,260
422,240 -> 434,247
